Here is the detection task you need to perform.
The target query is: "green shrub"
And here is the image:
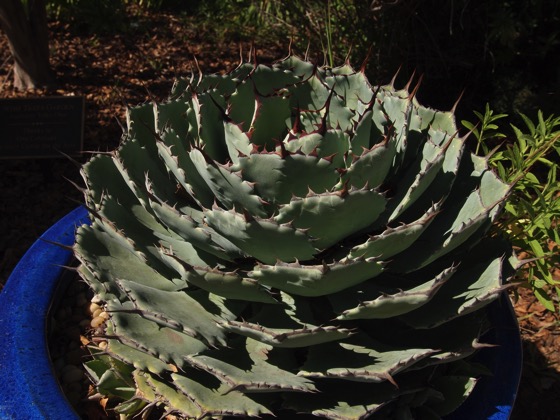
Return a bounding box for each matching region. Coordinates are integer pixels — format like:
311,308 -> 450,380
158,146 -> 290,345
463,106 -> 560,311
47,0 -> 127,33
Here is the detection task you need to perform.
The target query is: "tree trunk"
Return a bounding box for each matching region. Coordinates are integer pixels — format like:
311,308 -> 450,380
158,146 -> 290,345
0,0 -> 54,90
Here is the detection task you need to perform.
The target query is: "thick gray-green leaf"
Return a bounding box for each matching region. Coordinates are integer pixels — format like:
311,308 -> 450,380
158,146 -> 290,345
251,258 -> 384,297
81,154 -> 137,208
155,129 -> 215,208
342,136 -> 397,189
236,153 -> 339,205
195,91 -> 229,162
335,264 -> 454,320
300,335 -> 437,383
282,379 -> 396,420
223,121 -> 253,165
399,256 -> 506,328
326,70 -> 374,112
249,95 -> 291,149
104,321 -> 170,375
387,139 -> 448,223
274,55 -> 315,79
204,207 -> 316,264
111,311 -> 207,368
348,203 -> 438,260
252,64 -> 301,96
227,80 -> 256,132
275,189 -> 387,250
430,376 -> 478,416
74,224 -> 180,299
187,338 -> 317,393
126,102 -> 157,153
115,138 -> 176,206
188,148 -> 266,216
172,264 -> 277,303
155,99 -> 191,139
218,290 -> 352,347
150,200 -> 243,261
283,129 -> 349,168
171,371 -> 273,418
219,320 -> 352,348
142,372 -> 203,418
114,279 -> 228,346
394,170 -> 510,272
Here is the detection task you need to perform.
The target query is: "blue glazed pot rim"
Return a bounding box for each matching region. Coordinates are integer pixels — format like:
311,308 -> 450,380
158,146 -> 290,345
0,207 -> 522,419
444,293 -> 522,420
0,206 -> 88,420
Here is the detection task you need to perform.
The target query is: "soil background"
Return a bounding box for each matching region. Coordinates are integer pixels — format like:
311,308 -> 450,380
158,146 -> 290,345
1,8 -> 559,419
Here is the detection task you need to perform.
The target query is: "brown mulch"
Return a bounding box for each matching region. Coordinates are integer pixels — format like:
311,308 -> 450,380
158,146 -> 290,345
1,7 -> 559,419
0,8 -> 282,287
511,287 -> 560,420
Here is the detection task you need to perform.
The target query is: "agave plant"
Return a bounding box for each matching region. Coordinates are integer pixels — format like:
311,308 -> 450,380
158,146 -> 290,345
75,55 -> 516,419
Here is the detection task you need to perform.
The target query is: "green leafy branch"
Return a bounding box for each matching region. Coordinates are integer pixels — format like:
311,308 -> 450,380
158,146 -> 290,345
463,107 -> 560,311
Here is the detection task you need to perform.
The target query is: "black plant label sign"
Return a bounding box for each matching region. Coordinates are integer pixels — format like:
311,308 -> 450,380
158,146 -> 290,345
0,96 -> 84,159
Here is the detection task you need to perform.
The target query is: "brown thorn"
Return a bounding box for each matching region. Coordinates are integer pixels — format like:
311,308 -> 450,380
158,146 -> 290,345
360,44 -> 374,74
344,44 -> 354,67
403,70 -> 417,92
39,238 -> 74,252
64,176 -> 86,195
275,139 -> 289,159
57,149 -> 83,169
304,40 -> 311,62
389,65 -> 402,88
385,372 -> 399,389
193,55 -> 203,86
318,86 -> 337,135
139,80 -> 156,104
207,93 -> 230,121
250,42 -> 258,67
451,88 -> 465,114
243,209 -> 255,223
287,36 -> 294,58
336,180 -> 350,198
238,43 -> 244,65
408,74 -> 424,101
291,106 -> 303,134
114,115 -> 126,134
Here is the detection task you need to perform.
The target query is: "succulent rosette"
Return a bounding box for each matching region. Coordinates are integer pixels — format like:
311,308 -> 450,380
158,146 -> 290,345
75,55 -> 516,419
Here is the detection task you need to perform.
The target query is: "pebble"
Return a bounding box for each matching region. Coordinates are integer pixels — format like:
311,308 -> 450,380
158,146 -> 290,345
90,316 -> 105,328
47,275 -> 98,417
75,292 -> 88,307
61,364 -> 76,374
65,368 -> 84,384
62,365 -> 84,384
71,313 -> 84,324
65,389 -> 82,407
66,326 -> 81,341
91,295 -> 102,304
89,302 -> 100,314
55,308 -> 67,321
65,348 -> 84,365
53,357 -> 65,372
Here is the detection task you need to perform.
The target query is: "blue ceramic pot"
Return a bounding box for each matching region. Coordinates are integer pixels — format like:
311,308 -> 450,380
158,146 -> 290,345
0,207 -> 522,419
0,207 -> 87,420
